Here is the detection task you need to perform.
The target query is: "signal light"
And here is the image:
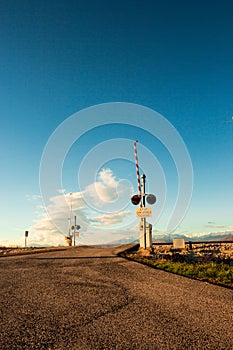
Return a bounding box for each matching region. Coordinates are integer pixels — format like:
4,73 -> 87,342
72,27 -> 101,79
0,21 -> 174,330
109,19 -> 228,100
146,194 -> 156,205
131,194 -> 141,205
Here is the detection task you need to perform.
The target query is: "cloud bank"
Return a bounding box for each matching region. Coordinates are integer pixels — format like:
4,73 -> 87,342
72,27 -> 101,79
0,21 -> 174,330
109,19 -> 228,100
29,168 -> 136,246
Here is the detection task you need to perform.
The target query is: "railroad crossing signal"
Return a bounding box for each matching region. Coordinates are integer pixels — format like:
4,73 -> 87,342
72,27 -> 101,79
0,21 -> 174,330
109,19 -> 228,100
71,225 -> 80,230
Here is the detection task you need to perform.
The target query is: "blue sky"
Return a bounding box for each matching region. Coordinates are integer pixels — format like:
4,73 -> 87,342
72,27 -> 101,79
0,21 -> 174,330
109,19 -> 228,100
0,0 -> 232,246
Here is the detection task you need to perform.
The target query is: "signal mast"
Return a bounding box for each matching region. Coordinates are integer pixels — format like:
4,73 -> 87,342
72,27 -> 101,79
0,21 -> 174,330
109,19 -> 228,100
131,141 -> 156,249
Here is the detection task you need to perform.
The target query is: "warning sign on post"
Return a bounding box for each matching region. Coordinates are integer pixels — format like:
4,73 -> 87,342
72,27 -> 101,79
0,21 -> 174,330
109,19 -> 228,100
136,207 -> 152,218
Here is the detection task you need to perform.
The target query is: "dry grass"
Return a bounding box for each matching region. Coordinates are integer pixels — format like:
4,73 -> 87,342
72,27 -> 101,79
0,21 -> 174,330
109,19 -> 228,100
0,246 -> 69,257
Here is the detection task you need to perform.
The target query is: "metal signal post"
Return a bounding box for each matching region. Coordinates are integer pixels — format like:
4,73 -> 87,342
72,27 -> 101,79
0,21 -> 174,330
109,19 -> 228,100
141,174 -> 147,249
71,215 -> 81,247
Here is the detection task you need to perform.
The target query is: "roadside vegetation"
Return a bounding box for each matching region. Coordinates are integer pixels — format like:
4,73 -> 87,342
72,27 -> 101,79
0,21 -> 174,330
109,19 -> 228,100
0,246 -> 68,257
124,253 -> 233,288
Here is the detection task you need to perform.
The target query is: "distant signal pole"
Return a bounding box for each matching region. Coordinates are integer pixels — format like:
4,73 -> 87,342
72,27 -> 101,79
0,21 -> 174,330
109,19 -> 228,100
25,231 -> 29,248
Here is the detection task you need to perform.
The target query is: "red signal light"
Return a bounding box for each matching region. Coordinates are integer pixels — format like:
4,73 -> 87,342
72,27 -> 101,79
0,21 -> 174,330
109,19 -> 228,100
131,194 -> 141,205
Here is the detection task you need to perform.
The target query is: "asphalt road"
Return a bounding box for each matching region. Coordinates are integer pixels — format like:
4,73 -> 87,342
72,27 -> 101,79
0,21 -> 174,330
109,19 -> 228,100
0,246 -> 232,350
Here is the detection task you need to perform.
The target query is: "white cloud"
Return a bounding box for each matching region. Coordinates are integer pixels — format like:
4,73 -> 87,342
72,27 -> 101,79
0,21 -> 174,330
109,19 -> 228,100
57,189 -> 66,194
92,211 -> 132,226
84,168 -> 118,204
26,194 -> 41,201
98,168 -> 117,187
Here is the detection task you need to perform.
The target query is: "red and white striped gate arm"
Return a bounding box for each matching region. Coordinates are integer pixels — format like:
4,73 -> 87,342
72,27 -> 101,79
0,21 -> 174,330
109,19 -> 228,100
133,140 -> 142,206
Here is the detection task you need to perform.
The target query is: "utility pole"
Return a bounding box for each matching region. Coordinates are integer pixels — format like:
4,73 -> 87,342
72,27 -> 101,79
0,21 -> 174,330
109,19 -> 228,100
69,192 -> 72,245
65,192 -> 73,246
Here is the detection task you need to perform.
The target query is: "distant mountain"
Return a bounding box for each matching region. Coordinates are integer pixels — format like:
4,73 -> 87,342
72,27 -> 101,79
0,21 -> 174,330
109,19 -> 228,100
28,243 -> 52,248
108,231 -> 233,245
223,234 -> 233,241
108,237 -> 139,245
152,231 -> 233,243
191,231 -> 233,242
